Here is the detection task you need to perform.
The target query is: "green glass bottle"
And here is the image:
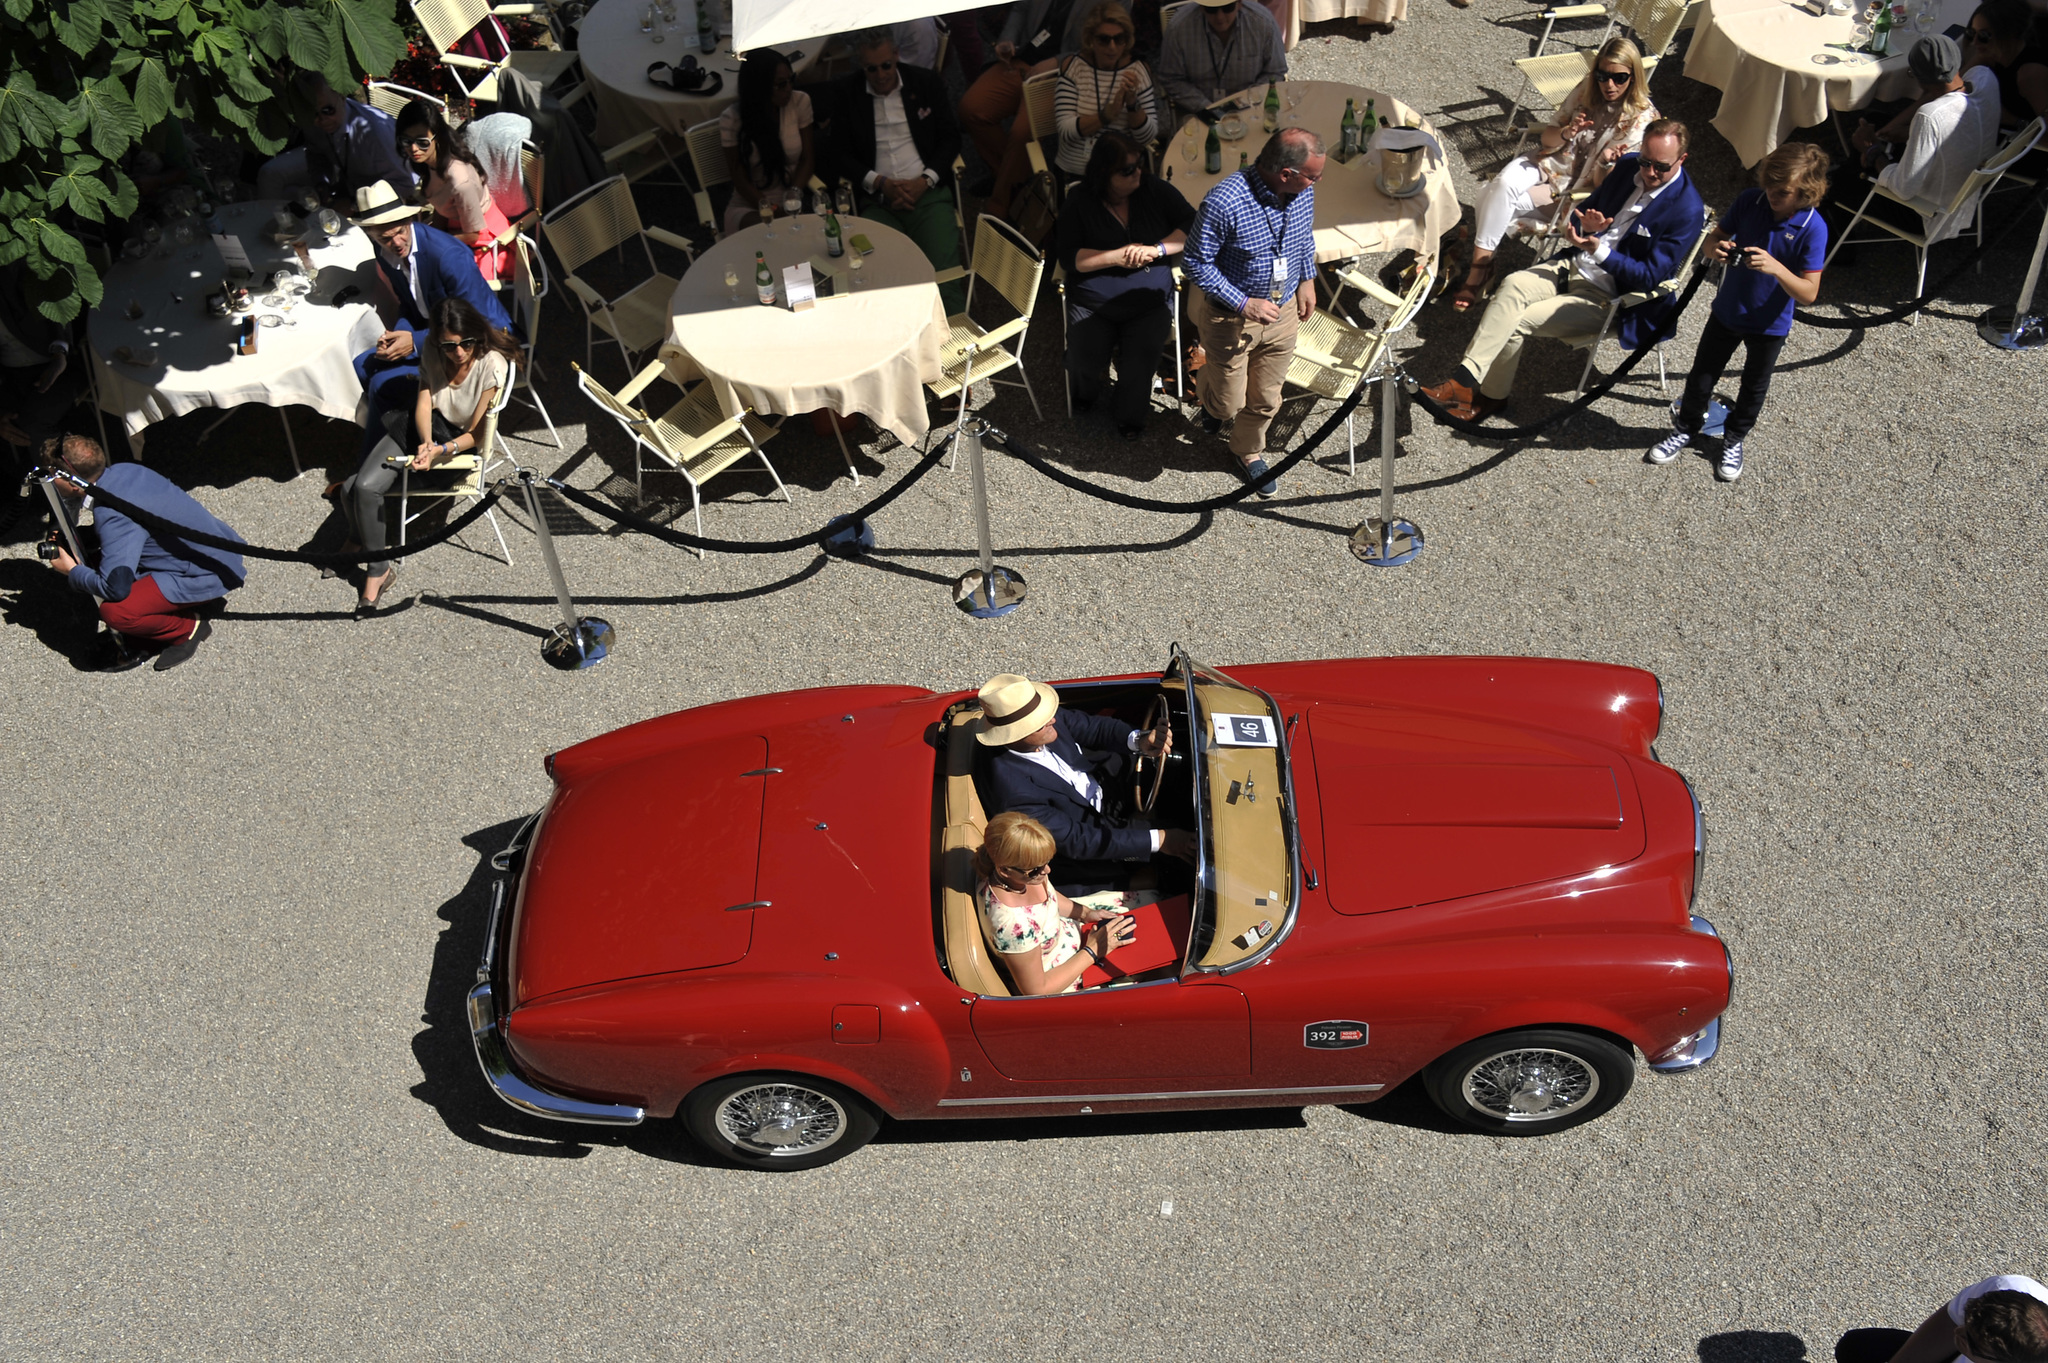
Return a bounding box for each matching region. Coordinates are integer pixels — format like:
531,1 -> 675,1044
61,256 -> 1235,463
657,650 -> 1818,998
824,213 -> 843,258
1205,119 -> 1222,174
1263,81 -> 1280,134
755,251 -> 775,306
1238,151 -> 1249,170
1340,98 -> 1359,161
1365,98 -> 1379,139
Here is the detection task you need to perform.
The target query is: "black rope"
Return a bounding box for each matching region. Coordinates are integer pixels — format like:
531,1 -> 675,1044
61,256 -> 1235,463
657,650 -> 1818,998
1791,179 -> 2048,330
40,470 -> 511,568
1410,268 -> 1711,439
988,382 -> 1366,513
543,433 -> 954,553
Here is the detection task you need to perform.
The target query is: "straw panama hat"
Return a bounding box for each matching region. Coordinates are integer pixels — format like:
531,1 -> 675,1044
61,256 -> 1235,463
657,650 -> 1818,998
351,180 -> 422,226
973,674 -> 1060,745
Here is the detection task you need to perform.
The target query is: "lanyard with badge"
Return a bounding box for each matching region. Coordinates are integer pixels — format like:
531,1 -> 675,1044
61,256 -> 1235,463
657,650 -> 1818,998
1263,181 -> 1291,303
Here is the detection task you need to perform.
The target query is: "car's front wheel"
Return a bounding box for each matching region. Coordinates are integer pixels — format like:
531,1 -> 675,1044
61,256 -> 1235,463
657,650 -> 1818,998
1422,1028 -> 1635,1136
682,1073 -> 880,1171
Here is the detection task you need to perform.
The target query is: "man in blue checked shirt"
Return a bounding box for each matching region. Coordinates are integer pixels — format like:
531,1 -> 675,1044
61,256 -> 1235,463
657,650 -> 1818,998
1185,127 -> 1325,498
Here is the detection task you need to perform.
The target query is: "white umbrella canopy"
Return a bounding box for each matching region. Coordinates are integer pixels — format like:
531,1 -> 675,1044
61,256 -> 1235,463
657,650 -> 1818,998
732,0 -> 957,55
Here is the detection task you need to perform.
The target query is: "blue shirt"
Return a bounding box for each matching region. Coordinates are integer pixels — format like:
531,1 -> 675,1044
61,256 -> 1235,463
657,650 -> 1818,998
1185,168 -> 1316,315
309,99 -> 410,199
68,464 -> 246,605
1712,187 -> 1827,338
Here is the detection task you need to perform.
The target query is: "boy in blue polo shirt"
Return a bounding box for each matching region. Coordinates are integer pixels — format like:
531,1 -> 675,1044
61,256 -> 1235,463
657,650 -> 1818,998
1647,142 -> 1831,482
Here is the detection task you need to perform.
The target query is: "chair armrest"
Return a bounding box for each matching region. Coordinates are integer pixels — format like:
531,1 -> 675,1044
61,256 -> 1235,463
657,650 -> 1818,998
1334,268 -> 1404,310
808,175 -> 829,194
1543,4 -> 1607,16
442,53 -> 501,70
971,315 -> 1030,350
1026,141 -> 1049,175
932,265 -> 968,285
558,81 -> 591,110
616,358 -> 671,405
693,190 -> 716,230
673,407 -> 753,457
604,128 -> 663,163
493,2 -> 543,12
563,274 -> 607,310
645,224 -> 696,256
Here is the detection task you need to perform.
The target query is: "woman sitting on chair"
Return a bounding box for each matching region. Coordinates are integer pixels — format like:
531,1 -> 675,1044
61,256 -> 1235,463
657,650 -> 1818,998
1054,129 -> 1195,440
719,50 -> 816,238
335,296 -> 514,614
395,100 -> 512,283
1450,36 -> 1657,312
976,811 -> 1143,995
1054,2 -> 1160,180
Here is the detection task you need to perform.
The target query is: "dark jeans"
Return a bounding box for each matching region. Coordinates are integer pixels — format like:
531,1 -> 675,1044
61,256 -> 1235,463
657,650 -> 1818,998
1067,296 -> 1173,427
1834,1328 -> 1911,1363
1675,313 -> 1786,444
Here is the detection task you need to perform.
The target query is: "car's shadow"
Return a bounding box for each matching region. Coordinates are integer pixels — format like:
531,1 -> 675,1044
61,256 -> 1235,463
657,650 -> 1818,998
877,1104 -> 1310,1149
1698,1330 -> 1812,1363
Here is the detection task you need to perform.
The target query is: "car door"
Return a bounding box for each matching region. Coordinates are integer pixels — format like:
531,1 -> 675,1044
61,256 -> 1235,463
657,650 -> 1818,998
968,979 -> 1251,1083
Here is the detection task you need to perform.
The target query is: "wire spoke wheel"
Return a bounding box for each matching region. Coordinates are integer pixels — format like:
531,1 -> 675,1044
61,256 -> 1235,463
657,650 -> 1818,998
1460,1047 -> 1600,1122
713,1082 -> 848,1156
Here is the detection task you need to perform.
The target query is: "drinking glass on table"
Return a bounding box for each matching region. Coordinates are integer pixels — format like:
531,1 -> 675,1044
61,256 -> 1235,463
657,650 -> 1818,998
784,186 -> 803,232
1284,83 -> 1303,123
760,197 -> 777,239
723,264 -> 740,301
641,4 -> 655,33
847,246 -> 865,289
1180,133 -> 1198,167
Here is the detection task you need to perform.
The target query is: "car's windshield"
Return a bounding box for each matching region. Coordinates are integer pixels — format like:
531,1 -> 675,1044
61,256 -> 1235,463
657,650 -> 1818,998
1167,646 -> 1300,973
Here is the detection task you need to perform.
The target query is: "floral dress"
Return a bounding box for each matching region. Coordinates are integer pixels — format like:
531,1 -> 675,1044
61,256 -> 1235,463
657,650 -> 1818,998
979,880 -> 1085,993
1535,89 -> 1659,197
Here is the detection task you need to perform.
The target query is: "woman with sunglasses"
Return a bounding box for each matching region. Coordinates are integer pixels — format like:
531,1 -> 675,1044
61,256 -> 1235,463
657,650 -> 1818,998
1964,0 -> 2048,128
974,812 -> 1142,995
720,50 -> 815,238
1055,2 -> 1160,178
335,296 -> 516,613
1450,36 -> 1655,312
394,101 -> 511,283
1056,129 -> 1195,438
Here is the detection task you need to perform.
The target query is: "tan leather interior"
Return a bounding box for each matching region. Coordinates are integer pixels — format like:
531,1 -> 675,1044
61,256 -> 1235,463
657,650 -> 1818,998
939,709 -> 1012,997
1192,682 -> 1293,969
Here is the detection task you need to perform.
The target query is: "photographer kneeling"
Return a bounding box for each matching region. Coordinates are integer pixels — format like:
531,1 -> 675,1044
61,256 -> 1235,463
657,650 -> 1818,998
43,435 -> 246,673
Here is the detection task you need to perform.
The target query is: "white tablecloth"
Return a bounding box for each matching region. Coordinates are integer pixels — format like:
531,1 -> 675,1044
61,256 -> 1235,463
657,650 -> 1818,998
1684,0 -> 1974,165
668,218 -> 947,446
1164,82 -> 1460,263
1294,0 -> 1404,34
89,199 -> 385,454
580,0 -> 824,146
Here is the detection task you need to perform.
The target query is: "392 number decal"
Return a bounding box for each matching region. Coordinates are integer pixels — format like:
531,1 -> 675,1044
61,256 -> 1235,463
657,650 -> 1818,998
1304,1020 -> 1370,1049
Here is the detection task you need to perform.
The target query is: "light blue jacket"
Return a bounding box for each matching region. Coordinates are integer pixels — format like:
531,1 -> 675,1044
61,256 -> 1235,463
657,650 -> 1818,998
68,464 -> 246,606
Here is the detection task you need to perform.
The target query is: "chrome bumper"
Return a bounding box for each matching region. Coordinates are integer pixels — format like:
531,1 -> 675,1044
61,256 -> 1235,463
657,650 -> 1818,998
1648,914 -> 1730,1073
468,872 -> 645,1126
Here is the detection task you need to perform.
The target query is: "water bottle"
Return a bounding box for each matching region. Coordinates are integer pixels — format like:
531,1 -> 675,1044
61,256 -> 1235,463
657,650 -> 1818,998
697,0 -> 716,52
1204,120 -> 1222,174
824,213 -> 843,257
755,251 -> 775,305
1340,99 -> 1359,160
1262,82 -> 1280,134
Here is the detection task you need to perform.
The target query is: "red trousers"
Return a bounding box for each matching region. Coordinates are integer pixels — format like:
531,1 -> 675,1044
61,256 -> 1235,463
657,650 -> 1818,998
99,574 -> 200,648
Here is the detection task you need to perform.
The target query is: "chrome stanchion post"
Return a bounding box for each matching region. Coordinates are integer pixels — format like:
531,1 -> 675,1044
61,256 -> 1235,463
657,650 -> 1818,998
1978,205 -> 2048,350
1351,368 -> 1424,567
38,474 -> 93,577
521,471 -> 614,670
947,345 -> 1027,618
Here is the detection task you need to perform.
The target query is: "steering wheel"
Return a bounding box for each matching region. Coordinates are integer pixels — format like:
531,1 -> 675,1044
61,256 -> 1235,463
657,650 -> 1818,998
1132,694 -> 1174,813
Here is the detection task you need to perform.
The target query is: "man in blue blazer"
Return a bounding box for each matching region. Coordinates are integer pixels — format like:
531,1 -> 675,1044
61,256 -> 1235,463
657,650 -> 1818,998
348,180 -> 513,441
1423,120 -> 1706,423
975,673 -> 1197,894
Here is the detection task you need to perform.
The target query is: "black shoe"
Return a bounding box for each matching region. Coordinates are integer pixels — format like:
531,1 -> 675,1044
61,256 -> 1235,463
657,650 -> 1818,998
355,566 -> 398,618
966,172 -> 995,200
1201,412 -> 1225,436
1118,422 -> 1143,441
92,642 -> 146,673
153,618 -> 211,671
1240,457 -> 1278,498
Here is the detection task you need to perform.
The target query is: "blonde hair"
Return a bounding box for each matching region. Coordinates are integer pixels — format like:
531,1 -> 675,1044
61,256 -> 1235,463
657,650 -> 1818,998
1758,141 -> 1830,207
1078,0 -> 1136,50
1583,36 -> 1651,117
973,812 -> 1057,883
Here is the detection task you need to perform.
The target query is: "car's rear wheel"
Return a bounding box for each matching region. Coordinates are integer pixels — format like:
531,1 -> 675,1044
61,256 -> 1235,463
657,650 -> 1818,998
682,1073 -> 880,1171
1422,1028 -> 1635,1136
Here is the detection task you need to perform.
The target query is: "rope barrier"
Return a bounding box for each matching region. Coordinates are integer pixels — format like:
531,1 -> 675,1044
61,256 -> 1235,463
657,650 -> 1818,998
36,468 -> 511,569
543,432 -> 955,554
987,382 -> 1366,512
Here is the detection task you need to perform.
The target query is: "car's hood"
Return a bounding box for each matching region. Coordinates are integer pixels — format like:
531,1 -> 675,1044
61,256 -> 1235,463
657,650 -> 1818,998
1306,699 -> 1647,915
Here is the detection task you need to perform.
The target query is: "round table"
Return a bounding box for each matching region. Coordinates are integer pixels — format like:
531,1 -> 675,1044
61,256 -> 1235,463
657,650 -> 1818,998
89,199 -> 385,461
1293,0 -> 1404,35
1684,0 -> 1975,166
1163,82 -> 1460,264
667,218 -> 948,449
579,0 -> 823,146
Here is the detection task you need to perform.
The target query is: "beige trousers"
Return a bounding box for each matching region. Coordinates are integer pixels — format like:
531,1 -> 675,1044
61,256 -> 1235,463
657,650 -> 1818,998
1192,291 -> 1300,459
1461,263 -> 1614,399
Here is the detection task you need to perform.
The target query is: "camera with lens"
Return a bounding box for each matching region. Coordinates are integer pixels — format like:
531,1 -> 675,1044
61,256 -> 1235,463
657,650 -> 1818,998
36,537 -> 62,561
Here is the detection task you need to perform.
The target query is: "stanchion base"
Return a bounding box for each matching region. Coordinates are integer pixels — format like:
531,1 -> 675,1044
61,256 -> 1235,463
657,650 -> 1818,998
1350,518 -> 1425,567
1977,306 -> 2047,350
822,515 -> 876,558
1674,397 -> 1730,438
542,617 -> 614,670
954,567 -> 1027,618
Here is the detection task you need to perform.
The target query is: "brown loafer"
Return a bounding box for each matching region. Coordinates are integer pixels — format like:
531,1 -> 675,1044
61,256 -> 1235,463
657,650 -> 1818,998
1467,392 -> 1507,422
1420,377 -> 1475,410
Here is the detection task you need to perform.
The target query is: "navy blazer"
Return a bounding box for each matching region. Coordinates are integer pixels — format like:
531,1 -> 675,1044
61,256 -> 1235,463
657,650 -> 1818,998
1548,154 -> 1706,349
984,709 -> 1156,865
374,222 -> 513,341
825,64 -> 961,195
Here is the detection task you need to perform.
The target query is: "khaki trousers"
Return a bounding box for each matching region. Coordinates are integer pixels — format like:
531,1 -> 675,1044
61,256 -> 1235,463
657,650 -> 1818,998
1192,291 -> 1300,459
1461,263 -> 1613,399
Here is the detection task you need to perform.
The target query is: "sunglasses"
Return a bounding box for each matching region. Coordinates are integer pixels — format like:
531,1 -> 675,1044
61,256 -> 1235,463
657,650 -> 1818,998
315,104 -> 343,117
1113,162 -> 1143,176
1210,2 -> 1239,10
437,338 -> 479,353
1639,155 -> 1679,174
1000,864 -> 1052,881
1594,68 -> 1631,85
404,135 -> 434,149
1092,30 -> 1131,43
1967,24 -> 1991,39
863,59 -> 897,73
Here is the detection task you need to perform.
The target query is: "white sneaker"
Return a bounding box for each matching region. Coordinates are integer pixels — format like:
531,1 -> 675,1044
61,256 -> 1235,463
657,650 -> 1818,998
1646,431 -> 1691,464
1716,440 -> 1744,482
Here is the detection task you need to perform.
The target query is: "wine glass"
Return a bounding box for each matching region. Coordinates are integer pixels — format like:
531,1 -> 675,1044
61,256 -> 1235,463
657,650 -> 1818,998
1180,134 -> 1198,167
847,248 -> 865,289
760,198 -> 776,240
784,186 -> 804,233
723,265 -> 740,301
1284,84 -> 1304,123
641,4 -> 655,32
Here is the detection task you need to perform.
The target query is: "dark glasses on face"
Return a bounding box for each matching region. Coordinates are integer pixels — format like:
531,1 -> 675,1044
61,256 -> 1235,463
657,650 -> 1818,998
1967,24 -> 1991,39
438,338 -> 478,353
404,135 -> 434,149
1639,156 -> 1678,174
863,59 -> 896,72
1001,864 -> 1051,881
1209,2 -> 1239,11
1093,30 -> 1130,43
1594,68 -> 1630,84
316,104 -> 343,117
1113,162 -> 1143,176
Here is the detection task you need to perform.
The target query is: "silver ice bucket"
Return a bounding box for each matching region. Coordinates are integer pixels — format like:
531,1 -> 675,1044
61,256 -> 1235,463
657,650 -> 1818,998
1374,128 -> 1432,200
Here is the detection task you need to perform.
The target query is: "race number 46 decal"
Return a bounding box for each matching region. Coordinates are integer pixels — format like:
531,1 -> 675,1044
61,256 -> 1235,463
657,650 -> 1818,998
1304,1020 -> 1370,1049
1211,713 -> 1278,747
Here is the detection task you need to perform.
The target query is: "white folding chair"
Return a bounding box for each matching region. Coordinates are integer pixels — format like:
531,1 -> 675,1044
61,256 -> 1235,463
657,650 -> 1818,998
1507,0 -> 1693,148
366,81 -> 449,121
540,174 -> 695,375
390,362 -> 515,565
1285,260 -> 1437,473
927,215 -> 1049,452
505,233 -> 563,447
1565,205 -> 1711,389
410,0 -> 583,107
1054,263 -> 1189,419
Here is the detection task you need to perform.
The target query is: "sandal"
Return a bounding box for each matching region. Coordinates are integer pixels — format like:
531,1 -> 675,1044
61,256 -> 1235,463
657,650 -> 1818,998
1448,262 -> 1494,313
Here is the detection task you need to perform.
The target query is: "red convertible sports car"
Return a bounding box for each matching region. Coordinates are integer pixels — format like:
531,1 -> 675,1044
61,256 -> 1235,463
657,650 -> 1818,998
469,647 -> 1730,1169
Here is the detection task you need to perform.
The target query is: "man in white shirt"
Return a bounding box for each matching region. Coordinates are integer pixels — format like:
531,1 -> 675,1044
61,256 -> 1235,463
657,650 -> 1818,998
1843,37 -> 1999,241
1422,121 -> 1705,422
1833,1272 -> 2048,1363
827,30 -> 968,309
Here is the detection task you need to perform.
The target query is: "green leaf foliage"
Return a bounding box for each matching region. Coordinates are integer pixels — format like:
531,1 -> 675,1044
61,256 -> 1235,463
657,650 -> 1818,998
0,74 -> 70,161
319,0 -> 406,88
74,77 -> 144,160
130,57 -> 172,127
51,0 -> 109,56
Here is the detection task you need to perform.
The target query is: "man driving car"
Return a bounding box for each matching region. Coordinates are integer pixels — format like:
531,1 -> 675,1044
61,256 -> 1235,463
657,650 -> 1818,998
976,672 -> 1197,895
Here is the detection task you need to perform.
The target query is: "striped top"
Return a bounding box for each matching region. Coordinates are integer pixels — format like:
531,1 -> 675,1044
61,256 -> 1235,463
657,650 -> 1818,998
1054,59 -> 1160,176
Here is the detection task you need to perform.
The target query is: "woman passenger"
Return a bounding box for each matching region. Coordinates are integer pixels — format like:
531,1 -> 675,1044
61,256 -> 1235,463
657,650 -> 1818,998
1450,36 -> 1656,311
975,812 -> 1140,995
720,50 -> 816,237
395,101 -> 511,282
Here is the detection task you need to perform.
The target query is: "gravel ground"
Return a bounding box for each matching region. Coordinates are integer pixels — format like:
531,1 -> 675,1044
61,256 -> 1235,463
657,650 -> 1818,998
3,7 -> 2045,1360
